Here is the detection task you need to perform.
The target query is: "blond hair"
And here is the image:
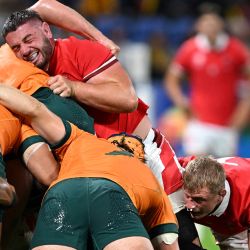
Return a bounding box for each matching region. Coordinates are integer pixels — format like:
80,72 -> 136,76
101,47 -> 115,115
183,156 -> 225,194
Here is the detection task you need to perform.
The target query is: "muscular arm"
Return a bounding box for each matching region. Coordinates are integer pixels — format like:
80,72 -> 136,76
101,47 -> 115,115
158,240 -> 179,250
0,85 -> 65,145
23,142 -> 59,186
29,0 -> 119,55
48,61 -> 138,113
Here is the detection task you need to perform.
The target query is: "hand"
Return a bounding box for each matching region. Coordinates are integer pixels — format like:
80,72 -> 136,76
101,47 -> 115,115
47,75 -> 75,97
99,38 -> 120,56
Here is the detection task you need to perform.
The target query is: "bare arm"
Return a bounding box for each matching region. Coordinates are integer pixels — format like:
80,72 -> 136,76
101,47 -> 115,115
29,0 -> 120,55
152,238 -> 179,250
229,98 -> 250,130
0,85 -> 65,145
229,69 -> 250,130
48,62 -> 138,113
159,240 -> 179,250
164,64 -> 190,115
23,142 -> 59,186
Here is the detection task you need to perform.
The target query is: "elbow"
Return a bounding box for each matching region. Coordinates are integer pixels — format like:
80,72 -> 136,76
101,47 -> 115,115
128,95 -> 138,112
29,0 -> 52,15
124,95 -> 138,112
125,85 -> 139,112
33,160 -> 59,187
28,101 -> 46,119
38,168 -> 59,187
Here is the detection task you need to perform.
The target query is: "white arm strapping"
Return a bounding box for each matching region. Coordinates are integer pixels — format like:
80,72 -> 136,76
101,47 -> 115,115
23,142 -> 50,166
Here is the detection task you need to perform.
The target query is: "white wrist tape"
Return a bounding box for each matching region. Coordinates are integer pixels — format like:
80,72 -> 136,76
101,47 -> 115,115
152,233 -> 178,246
143,128 -> 164,186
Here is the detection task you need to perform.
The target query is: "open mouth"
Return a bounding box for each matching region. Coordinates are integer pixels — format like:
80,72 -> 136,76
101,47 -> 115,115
27,51 -> 39,63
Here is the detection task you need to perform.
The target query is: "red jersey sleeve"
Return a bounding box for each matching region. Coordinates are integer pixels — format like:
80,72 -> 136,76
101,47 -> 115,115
49,37 -> 117,82
74,39 -> 117,81
173,39 -> 194,72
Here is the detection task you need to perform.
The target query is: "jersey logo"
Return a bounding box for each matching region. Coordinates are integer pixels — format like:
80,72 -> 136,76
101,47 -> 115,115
105,150 -> 134,158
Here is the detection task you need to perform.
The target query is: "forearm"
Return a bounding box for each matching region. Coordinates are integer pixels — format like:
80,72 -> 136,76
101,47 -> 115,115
0,85 -> 64,144
30,0 -> 106,41
0,85 -> 41,120
164,72 -> 189,111
73,80 -> 138,113
70,62 -> 138,112
229,99 -> 250,130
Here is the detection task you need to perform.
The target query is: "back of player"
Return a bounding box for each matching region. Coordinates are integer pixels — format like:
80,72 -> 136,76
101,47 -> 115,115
32,122 -> 178,249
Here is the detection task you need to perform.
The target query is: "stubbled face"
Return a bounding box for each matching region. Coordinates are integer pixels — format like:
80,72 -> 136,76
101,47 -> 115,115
184,187 -> 223,219
5,20 -> 53,70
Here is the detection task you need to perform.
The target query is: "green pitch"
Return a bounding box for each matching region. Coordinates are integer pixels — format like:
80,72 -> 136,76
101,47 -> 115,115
196,224 -> 220,250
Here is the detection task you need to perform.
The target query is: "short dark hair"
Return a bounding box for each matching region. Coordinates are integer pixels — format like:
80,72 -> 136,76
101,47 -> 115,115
2,9 -> 44,40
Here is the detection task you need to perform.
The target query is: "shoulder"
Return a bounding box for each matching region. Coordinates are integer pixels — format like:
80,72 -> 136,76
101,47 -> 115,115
174,37 -> 197,60
227,37 -> 249,52
219,157 -> 250,184
55,36 -> 109,52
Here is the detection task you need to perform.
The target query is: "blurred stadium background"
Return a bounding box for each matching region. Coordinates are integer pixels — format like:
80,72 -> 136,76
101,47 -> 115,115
1,0 -> 250,249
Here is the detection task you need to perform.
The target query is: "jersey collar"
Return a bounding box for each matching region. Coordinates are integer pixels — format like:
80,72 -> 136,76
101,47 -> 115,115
195,32 -> 229,52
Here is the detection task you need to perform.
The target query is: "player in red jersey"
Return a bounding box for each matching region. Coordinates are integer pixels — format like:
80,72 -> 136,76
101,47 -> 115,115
168,156 -> 250,250
165,11 -> 250,157
2,1 -> 181,188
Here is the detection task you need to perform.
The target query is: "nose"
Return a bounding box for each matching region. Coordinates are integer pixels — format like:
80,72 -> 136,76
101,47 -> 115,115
185,198 -> 196,210
20,44 -> 31,59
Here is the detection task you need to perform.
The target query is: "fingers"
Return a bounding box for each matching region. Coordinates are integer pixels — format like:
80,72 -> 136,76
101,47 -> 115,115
48,75 -> 72,97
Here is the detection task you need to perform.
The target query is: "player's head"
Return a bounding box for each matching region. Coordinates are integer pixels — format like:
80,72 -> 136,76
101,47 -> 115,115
108,133 -> 145,163
195,12 -> 224,40
2,9 -> 53,70
183,156 -> 226,219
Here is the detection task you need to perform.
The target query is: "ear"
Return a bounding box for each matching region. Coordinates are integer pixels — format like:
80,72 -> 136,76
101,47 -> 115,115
41,22 -> 53,39
219,189 -> 226,198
